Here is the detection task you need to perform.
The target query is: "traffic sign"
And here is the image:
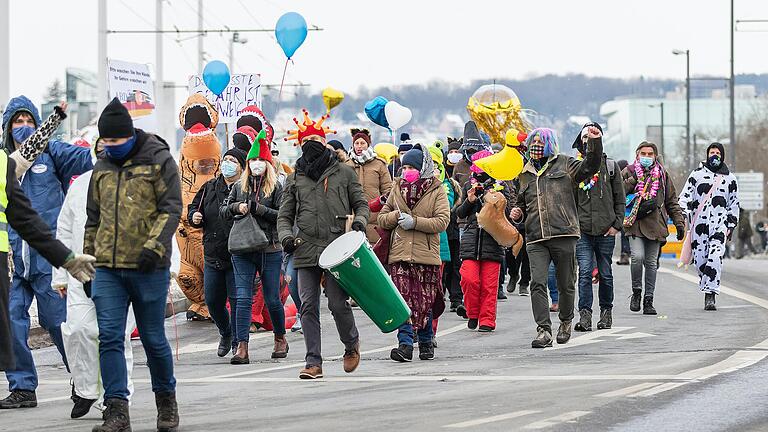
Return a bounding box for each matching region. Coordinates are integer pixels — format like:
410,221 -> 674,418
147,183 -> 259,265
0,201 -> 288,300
735,172 -> 765,211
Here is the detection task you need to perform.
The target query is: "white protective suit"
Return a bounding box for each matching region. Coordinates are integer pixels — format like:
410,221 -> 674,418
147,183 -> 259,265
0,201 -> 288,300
54,170 -> 135,406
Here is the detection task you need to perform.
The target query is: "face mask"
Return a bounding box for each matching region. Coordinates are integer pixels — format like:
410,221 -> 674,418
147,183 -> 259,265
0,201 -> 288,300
403,170 -> 420,183
529,143 -> 545,160
447,153 -> 463,165
249,160 -> 267,176
639,156 -> 654,168
12,125 -> 35,143
104,135 -> 137,160
707,155 -> 721,168
221,160 -> 239,178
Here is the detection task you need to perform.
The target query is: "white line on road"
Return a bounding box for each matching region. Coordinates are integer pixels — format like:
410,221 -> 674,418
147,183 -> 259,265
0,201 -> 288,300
596,382 -> 660,398
544,327 -> 654,351
176,332 -> 272,355
442,410 -> 540,428
522,410 -> 591,430
629,382 -> 688,397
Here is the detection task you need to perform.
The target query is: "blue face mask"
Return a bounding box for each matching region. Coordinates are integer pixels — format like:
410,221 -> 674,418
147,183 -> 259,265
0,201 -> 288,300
639,156 -> 654,168
104,135 -> 137,160
707,155 -> 721,168
11,125 -> 35,143
220,160 -> 239,178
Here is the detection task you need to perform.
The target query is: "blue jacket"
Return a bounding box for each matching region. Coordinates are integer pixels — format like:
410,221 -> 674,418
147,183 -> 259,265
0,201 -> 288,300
3,95 -> 93,278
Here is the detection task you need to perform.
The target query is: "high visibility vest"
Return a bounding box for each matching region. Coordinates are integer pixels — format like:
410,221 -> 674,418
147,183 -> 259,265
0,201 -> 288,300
0,151 -> 9,252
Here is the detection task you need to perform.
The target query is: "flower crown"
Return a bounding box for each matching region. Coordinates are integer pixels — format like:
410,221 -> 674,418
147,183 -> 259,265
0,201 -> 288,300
285,109 -> 336,144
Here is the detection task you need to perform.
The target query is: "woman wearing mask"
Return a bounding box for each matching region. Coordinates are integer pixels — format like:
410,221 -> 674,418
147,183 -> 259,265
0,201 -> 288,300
188,148 -> 247,358
346,129 -> 392,244
621,141 -> 685,315
378,144 -> 450,362
220,135 -> 285,364
678,143 -> 739,311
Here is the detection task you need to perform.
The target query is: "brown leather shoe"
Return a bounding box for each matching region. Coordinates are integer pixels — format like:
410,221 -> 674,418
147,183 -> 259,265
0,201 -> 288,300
272,334 -> 289,359
343,340 -> 361,373
230,341 -> 249,365
299,365 -> 323,379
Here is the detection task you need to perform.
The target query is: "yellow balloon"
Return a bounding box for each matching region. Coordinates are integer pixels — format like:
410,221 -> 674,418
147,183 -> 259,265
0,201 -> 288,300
473,128 -> 527,181
322,87 -> 344,113
466,84 -> 534,145
374,142 -> 398,164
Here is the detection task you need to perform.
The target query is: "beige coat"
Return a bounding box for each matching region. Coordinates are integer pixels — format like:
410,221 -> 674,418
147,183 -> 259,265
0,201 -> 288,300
346,157 -> 393,242
378,178 -> 450,266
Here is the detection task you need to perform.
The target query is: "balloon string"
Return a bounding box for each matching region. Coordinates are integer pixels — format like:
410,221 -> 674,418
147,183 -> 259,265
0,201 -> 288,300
276,57 -> 290,117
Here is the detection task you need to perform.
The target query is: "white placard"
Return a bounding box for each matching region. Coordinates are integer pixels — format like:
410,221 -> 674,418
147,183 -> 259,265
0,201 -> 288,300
107,59 -> 157,132
188,74 -> 262,124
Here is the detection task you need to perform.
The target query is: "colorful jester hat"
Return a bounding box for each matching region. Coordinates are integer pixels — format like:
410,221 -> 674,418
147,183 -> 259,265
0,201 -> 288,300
246,129 -> 272,163
284,109 -> 337,145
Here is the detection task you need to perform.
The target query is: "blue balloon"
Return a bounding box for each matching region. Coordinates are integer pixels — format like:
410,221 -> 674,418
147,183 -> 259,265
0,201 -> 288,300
275,12 -> 308,59
202,60 -> 231,96
365,96 -> 389,129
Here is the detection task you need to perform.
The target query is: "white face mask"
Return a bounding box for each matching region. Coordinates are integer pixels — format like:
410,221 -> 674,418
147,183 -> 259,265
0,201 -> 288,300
249,160 -> 267,176
447,153 -> 463,165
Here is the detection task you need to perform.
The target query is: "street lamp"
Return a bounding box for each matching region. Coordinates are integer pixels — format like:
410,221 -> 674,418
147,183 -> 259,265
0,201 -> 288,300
649,102 -> 665,156
672,49 -> 690,170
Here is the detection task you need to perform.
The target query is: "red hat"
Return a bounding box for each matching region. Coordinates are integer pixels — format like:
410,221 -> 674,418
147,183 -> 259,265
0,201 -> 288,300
351,128 -> 371,145
285,109 -> 336,144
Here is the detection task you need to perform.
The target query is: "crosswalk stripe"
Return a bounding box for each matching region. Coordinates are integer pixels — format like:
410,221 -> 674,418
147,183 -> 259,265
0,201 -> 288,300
522,411 -> 591,430
443,410 -> 540,428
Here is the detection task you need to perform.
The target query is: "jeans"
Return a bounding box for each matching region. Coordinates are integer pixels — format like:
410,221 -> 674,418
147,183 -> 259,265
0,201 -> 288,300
92,268 -> 175,400
231,251 -> 284,342
203,264 -> 235,338
527,238 -> 577,333
397,312 -> 434,346
547,262 -> 558,303
283,253 -> 301,313
576,234 -> 616,311
629,236 -> 661,297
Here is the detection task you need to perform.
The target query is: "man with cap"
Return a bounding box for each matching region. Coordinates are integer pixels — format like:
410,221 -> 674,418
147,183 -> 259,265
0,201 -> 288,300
678,142 -> 739,311
570,122 -> 625,333
86,98 -> 182,431
0,95 -> 93,409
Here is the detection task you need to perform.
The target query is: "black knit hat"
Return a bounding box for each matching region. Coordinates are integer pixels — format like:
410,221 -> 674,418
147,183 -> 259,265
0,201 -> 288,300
398,132 -> 413,153
98,97 -> 135,139
224,148 -> 247,168
327,139 -> 345,152
401,147 -> 424,171
447,137 -> 463,151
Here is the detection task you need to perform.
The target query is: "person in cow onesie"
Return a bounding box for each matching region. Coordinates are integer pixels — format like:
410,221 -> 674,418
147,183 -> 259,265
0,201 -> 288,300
177,94 -> 221,321
678,142 -> 739,311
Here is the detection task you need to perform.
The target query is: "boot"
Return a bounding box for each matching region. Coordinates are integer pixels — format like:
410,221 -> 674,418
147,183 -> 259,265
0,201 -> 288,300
630,289 -> 642,312
467,318 -> 479,330
597,308 -> 613,329
0,390 -> 37,409
343,341 -> 361,373
418,341 -> 435,360
518,285 -> 530,296
556,321 -> 573,344
230,341 -> 249,364
92,398 -> 131,432
704,293 -> 717,311
155,392 -> 179,432
271,334 -> 289,359
217,334 -> 233,358
643,296 -> 657,315
574,309 -> 592,332
497,286 -> 508,300
617,253 -> 630,265
531,327 -> 553,348
506,279 -> 516,293
390,344 -> 413,362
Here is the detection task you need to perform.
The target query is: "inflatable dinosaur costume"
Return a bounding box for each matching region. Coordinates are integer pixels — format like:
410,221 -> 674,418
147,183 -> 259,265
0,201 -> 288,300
176,94 -> 222,320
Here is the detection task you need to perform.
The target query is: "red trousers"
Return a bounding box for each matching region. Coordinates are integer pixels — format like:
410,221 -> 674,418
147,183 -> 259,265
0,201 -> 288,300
460,260 -> 501,329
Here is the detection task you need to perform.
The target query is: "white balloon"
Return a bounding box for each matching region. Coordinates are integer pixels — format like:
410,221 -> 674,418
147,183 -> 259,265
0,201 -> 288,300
384,101 -> 412,130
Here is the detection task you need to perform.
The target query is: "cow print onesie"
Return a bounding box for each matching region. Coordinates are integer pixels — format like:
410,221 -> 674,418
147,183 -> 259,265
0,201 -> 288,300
678,163 -> 739,294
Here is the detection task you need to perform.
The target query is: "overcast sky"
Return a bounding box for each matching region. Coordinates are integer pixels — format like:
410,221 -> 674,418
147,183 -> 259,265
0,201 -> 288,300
8,0 -> 768,108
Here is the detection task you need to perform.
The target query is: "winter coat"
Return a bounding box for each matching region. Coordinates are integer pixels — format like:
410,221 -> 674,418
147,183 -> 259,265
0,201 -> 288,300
219,176 -> 283,254
84,129 -> 182,269
515,136 -> 603,245
456,179 -> 515,262
345,156 -> 393,243
2,96 -> 92,278
451,158 -> 472,188
53,171 -> 91,292
188,175 -> 236,269
574,155 -> 626,236
621,162 -> 685,241
277,158 -> 370,269
378,178 -> 450,266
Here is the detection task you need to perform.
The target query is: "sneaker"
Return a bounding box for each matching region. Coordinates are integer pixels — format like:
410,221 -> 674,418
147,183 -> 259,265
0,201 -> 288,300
217,334 -> 233,357
291,316 -> 303,333
596,308 -> 613,329
705,293 -> 717,311
518,285 -> 530,296
449,300 -> 461,312
629,290 -> 642,312
343,341 -> 361,373
531,327 -> 553,348
506,279 -> 516,293
70,384 -> 96,419
478,325 -> 494,332
497,288 -> 508,300
0,390 -> 37,409
299,365 -> 323,379
556,321 -> 573,344
574,309 -> 592,332
418,342 -> 434,360
643,296 -> 657,315
467,318 -> 479,330
390,344 -> 413,362
456,303 -> 467,319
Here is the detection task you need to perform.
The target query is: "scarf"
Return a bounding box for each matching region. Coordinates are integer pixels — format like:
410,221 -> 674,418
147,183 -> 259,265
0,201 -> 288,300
296,140 -> 334,181
400,178 -> 433,209
349,146 -> 377,165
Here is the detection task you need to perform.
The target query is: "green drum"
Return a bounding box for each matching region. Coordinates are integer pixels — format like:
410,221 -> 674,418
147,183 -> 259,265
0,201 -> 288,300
319,231 -> 411,333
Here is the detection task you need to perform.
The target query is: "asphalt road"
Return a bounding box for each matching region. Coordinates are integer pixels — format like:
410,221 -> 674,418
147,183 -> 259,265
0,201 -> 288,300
2,257 -> 767,432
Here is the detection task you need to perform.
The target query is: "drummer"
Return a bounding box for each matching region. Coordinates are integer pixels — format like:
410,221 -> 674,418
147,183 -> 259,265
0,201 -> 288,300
277,111 -> 370,380
378,144 -> 450,362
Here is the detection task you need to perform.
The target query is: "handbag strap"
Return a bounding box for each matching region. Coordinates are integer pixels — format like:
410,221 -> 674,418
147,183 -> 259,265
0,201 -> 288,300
690,174 -> 724,227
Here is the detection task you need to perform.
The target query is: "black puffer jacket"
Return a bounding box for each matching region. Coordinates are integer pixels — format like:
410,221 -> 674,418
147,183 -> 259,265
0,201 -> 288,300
455,178 -> 515,263
188,175 -> 235,269
220,176 -> 283,253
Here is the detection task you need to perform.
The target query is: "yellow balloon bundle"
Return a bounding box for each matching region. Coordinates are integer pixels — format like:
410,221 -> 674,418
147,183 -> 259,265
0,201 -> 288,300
373,143 -> 398,164
466,84 -> 534,145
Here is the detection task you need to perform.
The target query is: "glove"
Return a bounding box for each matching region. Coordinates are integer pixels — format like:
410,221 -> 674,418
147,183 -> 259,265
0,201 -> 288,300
351,221 -> 366,232
676,226 -> 685,241
137,248 -> 160,273
397,212 -> 416,230
62,253 -> 96,284
282,237 -> 297,254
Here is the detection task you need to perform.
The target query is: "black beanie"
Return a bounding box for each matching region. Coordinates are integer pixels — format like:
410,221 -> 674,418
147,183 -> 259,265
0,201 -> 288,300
98,97 -> 135,139
224,148 -> 247,168
706,142 -> 725,160
232,133 -> 252,153
401,148 -> 423,171
327,139 -> 345,152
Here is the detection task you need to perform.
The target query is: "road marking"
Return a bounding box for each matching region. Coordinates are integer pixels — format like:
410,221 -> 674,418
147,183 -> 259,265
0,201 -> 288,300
522,411 -> 591,430
596,382 -> 660,398
443,410 -> 540,428
37,395 -> 72,403
544,327 -> 654,351
659,267 -> 768,310
176,332 -> 272,355
629,382 -> 688,397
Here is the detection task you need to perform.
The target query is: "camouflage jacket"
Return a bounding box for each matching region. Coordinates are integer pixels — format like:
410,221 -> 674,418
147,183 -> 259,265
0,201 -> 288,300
84,130 -> 182,269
